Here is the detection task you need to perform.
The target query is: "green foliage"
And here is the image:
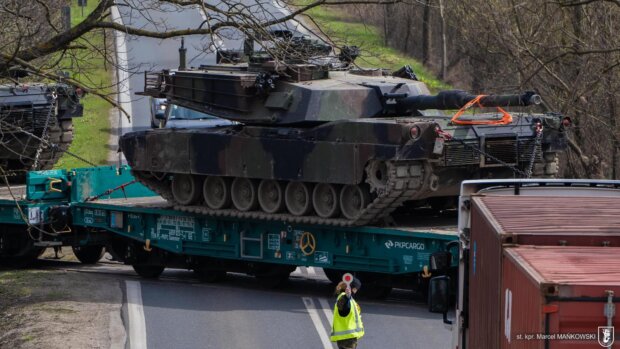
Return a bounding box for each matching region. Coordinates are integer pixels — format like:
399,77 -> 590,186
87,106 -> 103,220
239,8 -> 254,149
55,1 -> 112,169
305,5 -> 449,92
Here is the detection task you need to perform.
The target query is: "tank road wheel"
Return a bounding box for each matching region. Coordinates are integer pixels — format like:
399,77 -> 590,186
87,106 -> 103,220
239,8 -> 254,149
203,176 -> 232,209
285,182 -> 313,216
258,180 -> 285,213
340,184 -> 371,220
231,178 -> 259,211
172,174 -> 202,205
312,183 -> 341,218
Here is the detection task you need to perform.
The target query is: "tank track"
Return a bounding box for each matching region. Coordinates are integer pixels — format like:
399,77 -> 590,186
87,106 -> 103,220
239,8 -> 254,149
531,151 -> 560,178
133,161 -> 429,227
28,119 -> 74,170
1,119 -> 73,180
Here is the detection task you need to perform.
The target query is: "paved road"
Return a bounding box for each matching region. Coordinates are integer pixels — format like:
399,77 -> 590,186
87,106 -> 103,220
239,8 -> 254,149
135,268 -> 451,349
116,1 -> 219,133
56,258 -> 452,348
114,0 -> 306,135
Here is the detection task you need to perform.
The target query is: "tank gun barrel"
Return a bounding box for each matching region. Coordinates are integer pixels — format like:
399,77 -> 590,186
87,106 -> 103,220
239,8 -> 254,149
394,90 -> 541,112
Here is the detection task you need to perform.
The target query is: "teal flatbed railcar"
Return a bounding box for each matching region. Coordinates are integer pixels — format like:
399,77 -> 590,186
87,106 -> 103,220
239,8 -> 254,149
0,166 -> 458,297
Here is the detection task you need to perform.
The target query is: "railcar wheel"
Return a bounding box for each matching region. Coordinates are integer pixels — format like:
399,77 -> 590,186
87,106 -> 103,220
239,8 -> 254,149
285,182 -> 313,216
312,183 -> 341,218
132,265 -> 165,279
0,248 -> 44,268
258,180 -> 285,213
171,174 -> 202,205
72,245 -> 105,264
231,178 -> 259,211
194,267 -> 227,283
203,176 -> 232,209
340,184 -> 371,220
322,268 -> 345,284
360,286 -> 392,300
255,271 -> 291,288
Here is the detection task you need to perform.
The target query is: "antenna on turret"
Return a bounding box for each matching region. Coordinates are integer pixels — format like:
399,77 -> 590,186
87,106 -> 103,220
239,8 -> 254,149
179,37 -> 187,70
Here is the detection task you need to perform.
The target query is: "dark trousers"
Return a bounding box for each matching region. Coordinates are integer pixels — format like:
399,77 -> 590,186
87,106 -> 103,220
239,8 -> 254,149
337,338 -> 358,349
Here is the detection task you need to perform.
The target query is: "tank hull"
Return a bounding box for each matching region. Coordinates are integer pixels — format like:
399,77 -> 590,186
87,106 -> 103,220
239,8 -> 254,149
120,114 -> 566,226
122,119 -> 438,184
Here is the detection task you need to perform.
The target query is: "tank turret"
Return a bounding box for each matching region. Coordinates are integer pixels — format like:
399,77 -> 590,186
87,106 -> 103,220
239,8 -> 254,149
122,38 -> 569,226
141,61 -> 545,126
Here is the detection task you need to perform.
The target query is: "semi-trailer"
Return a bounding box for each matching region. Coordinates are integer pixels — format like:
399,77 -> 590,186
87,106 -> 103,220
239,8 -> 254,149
429,179 -> 620,348
0,166 -> 458,298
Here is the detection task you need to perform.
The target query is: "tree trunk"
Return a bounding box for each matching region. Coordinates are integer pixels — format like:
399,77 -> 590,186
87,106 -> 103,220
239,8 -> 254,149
570,5 -> 585,145
383,5 -> 389,46
404,9 -> 412,54
422,0 -> 432,65
438,0 -> 447,79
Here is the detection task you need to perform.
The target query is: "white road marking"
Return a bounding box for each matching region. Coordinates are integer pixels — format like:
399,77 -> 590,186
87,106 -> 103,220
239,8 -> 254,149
110,5 -> 132,163
318,298 -> 334,328
302,297 -> 335,349
126,280 -> 147,349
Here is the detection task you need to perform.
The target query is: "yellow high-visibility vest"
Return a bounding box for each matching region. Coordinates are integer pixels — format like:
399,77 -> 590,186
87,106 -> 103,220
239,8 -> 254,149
330,292 -> 365,342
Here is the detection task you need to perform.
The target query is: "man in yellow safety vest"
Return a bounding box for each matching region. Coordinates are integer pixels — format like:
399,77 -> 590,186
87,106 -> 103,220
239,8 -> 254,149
330,277 -> 364,349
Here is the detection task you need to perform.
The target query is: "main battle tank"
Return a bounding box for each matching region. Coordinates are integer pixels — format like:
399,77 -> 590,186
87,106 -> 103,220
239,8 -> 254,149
121,39 -> 569,226
0,83 -> 83,175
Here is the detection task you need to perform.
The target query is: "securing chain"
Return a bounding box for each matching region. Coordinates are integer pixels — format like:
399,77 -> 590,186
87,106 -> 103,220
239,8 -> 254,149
31,91 -> 57,170
525,122 -> 543,178
84,180 -> 137,202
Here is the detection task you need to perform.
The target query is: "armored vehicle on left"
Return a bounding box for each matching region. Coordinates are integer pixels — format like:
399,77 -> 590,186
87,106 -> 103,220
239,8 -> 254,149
0,83 -> 84,175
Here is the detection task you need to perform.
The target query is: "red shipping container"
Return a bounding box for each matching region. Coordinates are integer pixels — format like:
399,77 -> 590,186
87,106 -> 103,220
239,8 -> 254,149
501,245 -> 620,349
467,195 -> 620,349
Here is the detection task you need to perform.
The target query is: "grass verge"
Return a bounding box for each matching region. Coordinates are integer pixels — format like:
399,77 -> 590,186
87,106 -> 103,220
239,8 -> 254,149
54,2 -> 112,169
0,261 -> 123,348
302,4 -> 449,91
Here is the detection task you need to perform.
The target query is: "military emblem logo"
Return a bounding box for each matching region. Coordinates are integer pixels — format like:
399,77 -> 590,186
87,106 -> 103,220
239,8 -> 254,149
598,326 -> 614,347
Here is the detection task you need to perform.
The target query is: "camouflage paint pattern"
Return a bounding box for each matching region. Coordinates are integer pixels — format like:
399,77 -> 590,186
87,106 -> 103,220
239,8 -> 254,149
0,84 -> 83,171
121,112 -> 566,198
124,62 -> 568,224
